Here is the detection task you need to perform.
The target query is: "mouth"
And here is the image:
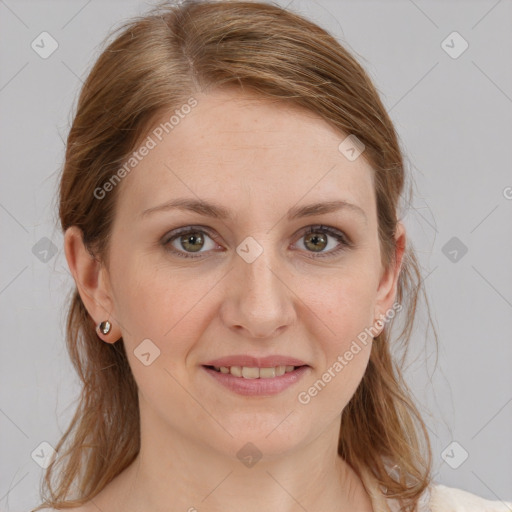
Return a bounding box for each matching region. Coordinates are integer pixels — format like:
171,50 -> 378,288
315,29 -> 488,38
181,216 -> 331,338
201,364 -> 310,396
203,364 -> 307,379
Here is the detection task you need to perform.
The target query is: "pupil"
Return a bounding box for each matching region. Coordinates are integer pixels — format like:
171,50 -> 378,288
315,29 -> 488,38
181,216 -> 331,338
183,233 -> 203,252
306,232 -> 326,252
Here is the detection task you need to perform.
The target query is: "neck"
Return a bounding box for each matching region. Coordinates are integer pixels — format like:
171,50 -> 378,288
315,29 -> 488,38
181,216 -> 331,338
93,399 -> 373,512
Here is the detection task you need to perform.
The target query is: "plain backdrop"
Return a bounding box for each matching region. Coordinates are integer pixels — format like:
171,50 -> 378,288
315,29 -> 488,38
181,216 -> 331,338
1,0 -> 511,510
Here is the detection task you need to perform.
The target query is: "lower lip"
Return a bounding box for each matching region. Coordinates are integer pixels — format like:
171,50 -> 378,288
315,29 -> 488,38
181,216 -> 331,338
202,365 -> 310,396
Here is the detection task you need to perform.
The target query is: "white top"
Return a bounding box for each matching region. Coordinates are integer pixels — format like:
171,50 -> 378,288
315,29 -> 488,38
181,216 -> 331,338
360,465 -> 512,511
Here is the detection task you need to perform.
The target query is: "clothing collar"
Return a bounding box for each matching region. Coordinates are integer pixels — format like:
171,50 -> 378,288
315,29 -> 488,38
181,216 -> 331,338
358,465 -> 400,512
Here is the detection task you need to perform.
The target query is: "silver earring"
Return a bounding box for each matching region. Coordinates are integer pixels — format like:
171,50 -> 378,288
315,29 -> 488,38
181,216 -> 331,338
98,320 -> 112,335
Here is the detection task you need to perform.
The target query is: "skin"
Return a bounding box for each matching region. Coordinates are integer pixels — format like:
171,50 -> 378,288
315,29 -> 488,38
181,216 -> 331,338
64,88 -> 405,512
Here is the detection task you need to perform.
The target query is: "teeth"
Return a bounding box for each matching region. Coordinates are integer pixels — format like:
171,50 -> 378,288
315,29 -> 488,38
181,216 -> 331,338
230,366 -> 242,377
259,367 -> 276,378
212,365 -> 298,378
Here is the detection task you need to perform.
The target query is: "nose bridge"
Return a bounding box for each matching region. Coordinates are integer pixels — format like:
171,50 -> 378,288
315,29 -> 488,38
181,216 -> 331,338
222,233 -> 295,338
238,235 -> 282,304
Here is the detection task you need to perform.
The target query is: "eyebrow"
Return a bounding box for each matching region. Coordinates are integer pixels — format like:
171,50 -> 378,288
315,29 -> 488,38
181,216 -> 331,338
140,198 -> 367,223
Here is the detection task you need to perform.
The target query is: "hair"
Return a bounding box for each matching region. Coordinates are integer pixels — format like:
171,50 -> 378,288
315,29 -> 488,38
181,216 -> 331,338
33,1 -> 439,511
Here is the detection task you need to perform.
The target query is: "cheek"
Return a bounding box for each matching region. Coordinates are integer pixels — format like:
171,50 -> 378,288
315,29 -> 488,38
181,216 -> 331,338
303,268 -> 376,388
298,284 -> 374,414
111,254 -> 215,358
308,266 -> 377,341
111,240 -> 379,357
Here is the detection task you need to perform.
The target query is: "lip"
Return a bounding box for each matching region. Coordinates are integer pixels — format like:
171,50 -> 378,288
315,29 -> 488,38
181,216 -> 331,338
202,355 -> 309,368
202,365 -> 310,396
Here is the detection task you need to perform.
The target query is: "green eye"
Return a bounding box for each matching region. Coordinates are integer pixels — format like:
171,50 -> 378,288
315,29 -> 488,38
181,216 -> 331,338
162,224 -> 352,259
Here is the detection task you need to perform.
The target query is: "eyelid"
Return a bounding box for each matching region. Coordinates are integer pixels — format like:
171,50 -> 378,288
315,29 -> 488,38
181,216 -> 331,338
162,224 -> 352,259
302,225 -> 352,247
162,225 -> 220,244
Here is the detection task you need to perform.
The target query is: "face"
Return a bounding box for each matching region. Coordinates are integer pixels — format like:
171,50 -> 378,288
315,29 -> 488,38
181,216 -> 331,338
69,88 -> 404,461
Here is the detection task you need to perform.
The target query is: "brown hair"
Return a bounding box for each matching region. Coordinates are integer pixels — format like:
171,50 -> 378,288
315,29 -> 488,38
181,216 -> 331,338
33,1 -> 438,510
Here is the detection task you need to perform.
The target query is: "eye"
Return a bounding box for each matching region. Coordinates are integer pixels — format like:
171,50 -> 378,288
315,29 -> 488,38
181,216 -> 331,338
162,226 -> 219,259
162,224 -> 352,259
294,225 -> 352,258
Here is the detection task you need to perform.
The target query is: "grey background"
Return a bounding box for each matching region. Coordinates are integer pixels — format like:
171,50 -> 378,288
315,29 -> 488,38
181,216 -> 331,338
1,0 -> 511,510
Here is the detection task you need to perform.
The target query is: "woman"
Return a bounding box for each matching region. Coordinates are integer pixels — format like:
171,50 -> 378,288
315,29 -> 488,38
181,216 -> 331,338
32,1 -> 512,511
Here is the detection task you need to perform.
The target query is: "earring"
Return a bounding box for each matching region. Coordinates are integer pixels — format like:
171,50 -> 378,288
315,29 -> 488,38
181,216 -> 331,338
98,320 -> 112,335
373,318 -> 384,338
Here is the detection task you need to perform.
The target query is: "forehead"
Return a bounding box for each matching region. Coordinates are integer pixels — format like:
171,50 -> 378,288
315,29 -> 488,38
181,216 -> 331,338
115,88 -> 376,223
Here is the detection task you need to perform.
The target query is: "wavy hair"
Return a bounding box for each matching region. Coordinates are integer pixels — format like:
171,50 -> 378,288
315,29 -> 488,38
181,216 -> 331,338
33,1 -> 438,510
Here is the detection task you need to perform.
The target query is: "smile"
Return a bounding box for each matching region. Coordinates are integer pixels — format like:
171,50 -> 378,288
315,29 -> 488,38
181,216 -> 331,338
207,365 -> 300,378
202,364 -> 309,396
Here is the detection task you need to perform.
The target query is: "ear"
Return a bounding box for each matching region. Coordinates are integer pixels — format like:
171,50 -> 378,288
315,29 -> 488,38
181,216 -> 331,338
63,226 -> 122,343
372,221 -> 406,334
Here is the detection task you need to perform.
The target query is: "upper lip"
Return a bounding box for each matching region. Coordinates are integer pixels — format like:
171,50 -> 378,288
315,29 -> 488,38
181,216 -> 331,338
203,355 -> 309,368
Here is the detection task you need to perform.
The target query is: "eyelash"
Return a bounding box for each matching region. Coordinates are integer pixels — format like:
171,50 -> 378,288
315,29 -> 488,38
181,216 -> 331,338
161,224 -> 352,260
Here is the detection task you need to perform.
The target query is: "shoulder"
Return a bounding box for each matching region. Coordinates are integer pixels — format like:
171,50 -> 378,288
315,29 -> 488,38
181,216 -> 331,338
428,483 -> 512,512
35,507 -> 90,512
358,466 -> 511,512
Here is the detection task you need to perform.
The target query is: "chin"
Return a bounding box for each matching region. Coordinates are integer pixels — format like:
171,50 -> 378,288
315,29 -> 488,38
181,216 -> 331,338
209,413 -> 313,459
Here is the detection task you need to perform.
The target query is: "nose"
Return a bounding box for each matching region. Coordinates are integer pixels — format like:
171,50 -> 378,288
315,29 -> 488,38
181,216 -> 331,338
219,244 -> 296,340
